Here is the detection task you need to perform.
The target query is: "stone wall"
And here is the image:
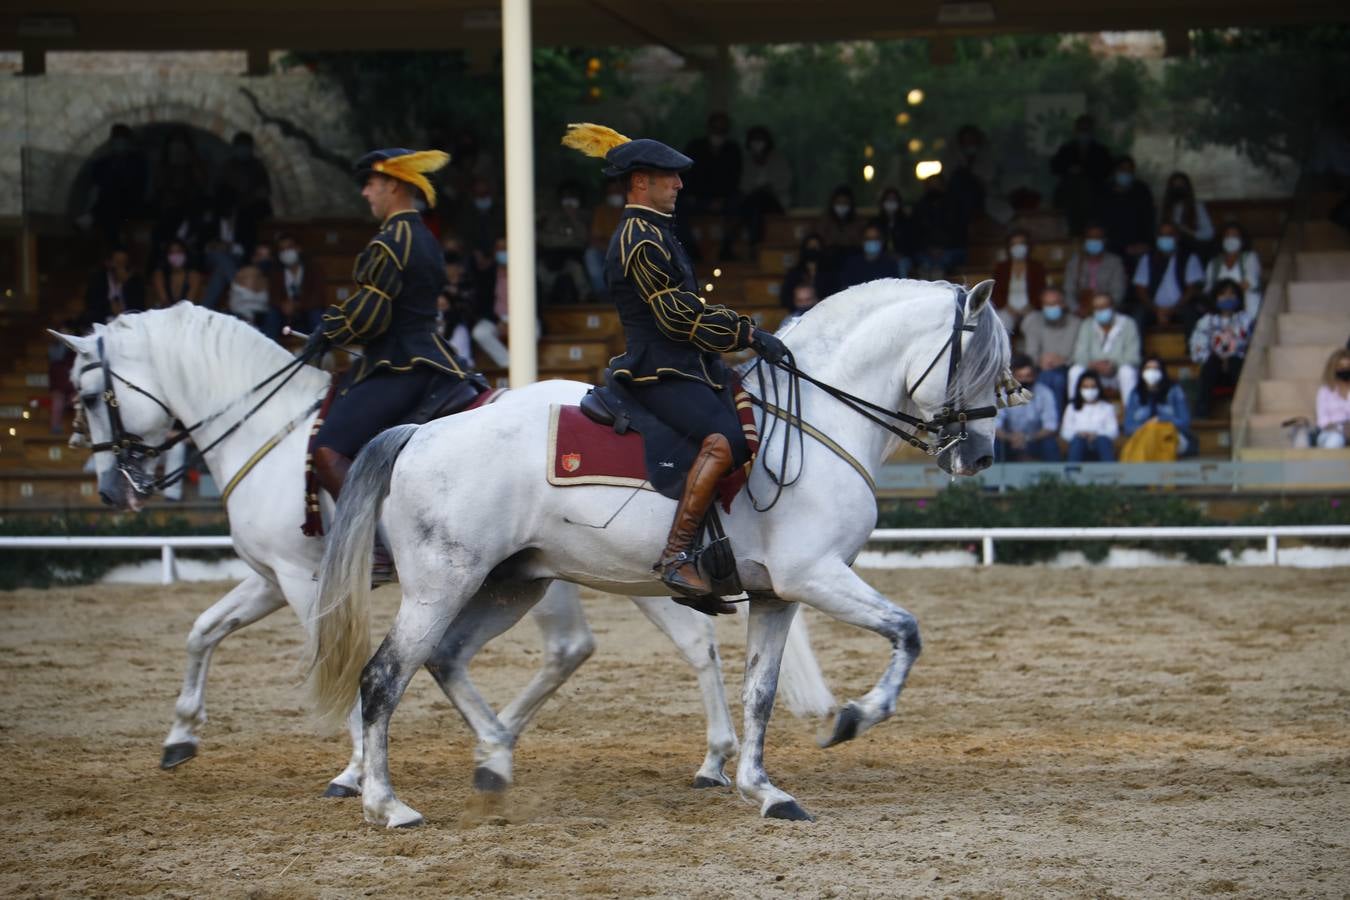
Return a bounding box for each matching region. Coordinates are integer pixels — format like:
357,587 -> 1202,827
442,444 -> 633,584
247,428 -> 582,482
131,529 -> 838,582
0,68 -> 367,220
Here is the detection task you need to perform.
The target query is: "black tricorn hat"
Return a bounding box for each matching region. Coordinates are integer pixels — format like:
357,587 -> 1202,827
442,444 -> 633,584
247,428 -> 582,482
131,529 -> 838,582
561,124 -> 692,178
353,148 -> 450,206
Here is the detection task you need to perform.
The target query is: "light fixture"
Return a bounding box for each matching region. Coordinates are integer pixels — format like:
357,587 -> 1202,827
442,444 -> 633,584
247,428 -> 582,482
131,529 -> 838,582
907,89 -> 925,106
864,144 -> 875,159
895,112 -> 911,126
915,160 -> 943,180
862,165 -> 876,182
907,138 -> 924,154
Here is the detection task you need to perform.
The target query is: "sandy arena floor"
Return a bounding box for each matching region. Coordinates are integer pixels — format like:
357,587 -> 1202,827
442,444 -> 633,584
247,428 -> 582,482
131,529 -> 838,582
1,567 -> 1347,898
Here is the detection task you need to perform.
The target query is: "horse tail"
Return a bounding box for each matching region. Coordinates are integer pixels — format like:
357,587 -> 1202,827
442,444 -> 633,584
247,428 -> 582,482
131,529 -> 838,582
309,423 -> 420,729
779,608 -> 835,718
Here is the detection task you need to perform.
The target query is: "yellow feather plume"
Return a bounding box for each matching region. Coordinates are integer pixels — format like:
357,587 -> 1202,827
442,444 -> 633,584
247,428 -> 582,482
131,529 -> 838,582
561,123 -> 631,159
371,150 -> 450,207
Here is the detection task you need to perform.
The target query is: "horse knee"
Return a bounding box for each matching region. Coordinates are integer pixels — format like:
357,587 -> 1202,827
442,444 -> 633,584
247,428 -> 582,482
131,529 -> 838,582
186,614 -> 235,656
547,632 -> 595,674
891,612 -> 921,660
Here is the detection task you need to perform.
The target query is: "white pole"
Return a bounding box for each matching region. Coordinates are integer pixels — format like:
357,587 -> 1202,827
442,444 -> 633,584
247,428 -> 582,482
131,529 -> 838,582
161,545 -> 175,585
502,0 -> 537,387
1266,533 -> 1278,566
981,535 -> 995,566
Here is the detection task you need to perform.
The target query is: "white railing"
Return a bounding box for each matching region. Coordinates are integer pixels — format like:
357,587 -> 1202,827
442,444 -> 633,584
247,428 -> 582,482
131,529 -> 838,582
4,527 -> 1350,582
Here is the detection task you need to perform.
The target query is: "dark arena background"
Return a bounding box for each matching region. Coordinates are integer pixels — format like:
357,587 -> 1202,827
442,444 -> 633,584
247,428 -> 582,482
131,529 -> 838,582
2,2 -> 1348,896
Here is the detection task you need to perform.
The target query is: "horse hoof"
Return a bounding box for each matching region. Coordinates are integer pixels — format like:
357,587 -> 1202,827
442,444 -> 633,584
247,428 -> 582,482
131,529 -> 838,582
323,782 -> 360,798
159,742 -> 198,770
819,703 -> 862,748
473,767 -> 509,793
692,774 -> 730,789
388,813 -> 424,829
764,800 -> 815,822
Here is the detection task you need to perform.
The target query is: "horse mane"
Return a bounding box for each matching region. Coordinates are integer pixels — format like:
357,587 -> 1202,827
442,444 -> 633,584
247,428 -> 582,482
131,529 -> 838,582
100,303 -> 331,422
949,285 -> 1011,407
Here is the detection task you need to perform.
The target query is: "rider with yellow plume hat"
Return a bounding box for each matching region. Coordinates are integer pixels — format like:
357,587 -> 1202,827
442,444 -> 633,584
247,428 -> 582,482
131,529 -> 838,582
563,124 -> 787,608
308,148 -> 476,504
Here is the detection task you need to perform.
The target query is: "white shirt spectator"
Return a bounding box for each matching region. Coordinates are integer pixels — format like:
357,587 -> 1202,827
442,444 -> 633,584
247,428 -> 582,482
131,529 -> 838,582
1060,399 -> 1119,442
1133,253 -> 1204,308
1205,251 -> 1263,317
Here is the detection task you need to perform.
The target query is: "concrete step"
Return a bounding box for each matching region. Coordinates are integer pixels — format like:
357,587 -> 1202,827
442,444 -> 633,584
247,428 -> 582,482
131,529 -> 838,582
1277,312 -> 1350,344
1266,344 -> 1336,380
1295,251 -> 1350,281
537,338 -> 611,370
1287,280 -> 1349,315
542,307 -> 621,340
1302,220 -> 1350,252
1256,378 -> 1318,416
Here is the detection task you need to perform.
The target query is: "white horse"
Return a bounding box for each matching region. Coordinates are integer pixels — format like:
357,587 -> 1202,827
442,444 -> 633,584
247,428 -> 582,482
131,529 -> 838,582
50,304 -> 832,797
310,278 -> 1012,827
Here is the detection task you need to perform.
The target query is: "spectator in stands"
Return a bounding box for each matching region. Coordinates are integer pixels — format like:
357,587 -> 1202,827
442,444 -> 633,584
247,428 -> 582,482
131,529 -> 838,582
1189,279 -> 1253,418
995,354 -> 1061,462
781,233 -> 837,309
437,249 -> 476,362
584,180 -> 627,299
1070,291 -> 1140,403
1205,221 -> 1263,317
941,124 -> 993,225
911,173 -> 968,279
1020,286 -> 1081,415
1060,371 -> 1117,461
150,239 -> 203,308
149,127 -> 209,264
84,247 -> 145,324
1122,355 -> 1194,460
457,176 -> 506,305
992,228 -> 1046,336
536,181 -> 591,305
1315,348 -> 1350,448
84,123 -> 148,248
1049,114 -> 1114,236
446,131 -> 495,212
1063,223 -> 1127,314
1132,221 -> 1205,329
815,185 -> 864,277
871,186 -> 916,272
48,319 -> 79,435
1159,171 -> 1214,260
682,111 -> 742,218
1100,155 -> 1155,271
263,234 -> 324,341
725,124 -> 792,260
212,132 -> 272,258
839,224 -> 904,290
471,237 -> 511,369
787,282 -> 820,318
227,242 -> 275,328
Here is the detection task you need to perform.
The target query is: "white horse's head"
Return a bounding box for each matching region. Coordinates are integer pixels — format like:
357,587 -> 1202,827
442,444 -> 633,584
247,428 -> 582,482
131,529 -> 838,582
50,307 -> 188,510
925,279 -> 1006,476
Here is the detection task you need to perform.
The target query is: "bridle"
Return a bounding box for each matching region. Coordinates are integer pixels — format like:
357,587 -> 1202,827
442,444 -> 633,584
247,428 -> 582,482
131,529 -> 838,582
746,286 -> 999,510
78,335 -> 315,497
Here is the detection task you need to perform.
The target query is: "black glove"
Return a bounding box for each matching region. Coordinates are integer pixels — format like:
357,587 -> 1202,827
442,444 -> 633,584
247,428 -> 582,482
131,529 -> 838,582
750,328 -> 787,365
302,328 -> 331,358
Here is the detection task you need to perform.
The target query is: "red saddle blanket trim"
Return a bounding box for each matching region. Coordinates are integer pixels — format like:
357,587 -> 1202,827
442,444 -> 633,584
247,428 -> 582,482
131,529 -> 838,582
548,384 -> 761,513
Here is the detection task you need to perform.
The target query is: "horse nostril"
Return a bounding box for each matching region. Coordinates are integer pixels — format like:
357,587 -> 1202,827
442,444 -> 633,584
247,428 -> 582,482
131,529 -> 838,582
975,455 -> 993,471
98,490 -> 117,507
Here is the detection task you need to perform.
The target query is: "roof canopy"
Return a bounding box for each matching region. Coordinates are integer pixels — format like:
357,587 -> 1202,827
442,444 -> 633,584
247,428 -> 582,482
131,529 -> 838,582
3,0 -> 1343,53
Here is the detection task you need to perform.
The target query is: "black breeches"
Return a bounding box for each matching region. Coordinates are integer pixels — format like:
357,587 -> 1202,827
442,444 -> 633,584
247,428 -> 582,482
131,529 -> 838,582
630,377 -> 751,468
313,367 -> 435,459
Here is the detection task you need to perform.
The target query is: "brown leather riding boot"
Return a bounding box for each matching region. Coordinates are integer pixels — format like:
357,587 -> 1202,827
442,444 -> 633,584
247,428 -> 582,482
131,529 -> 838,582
656,433 -> 733,600
313,447 -> 351,500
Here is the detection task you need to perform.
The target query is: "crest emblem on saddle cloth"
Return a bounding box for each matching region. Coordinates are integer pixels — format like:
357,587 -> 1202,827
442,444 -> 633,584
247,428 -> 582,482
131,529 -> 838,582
561,452 -> 582,473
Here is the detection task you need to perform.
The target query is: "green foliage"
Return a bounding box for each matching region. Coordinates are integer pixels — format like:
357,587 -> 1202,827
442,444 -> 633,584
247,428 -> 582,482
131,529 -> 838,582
1163,26 -> 1350,173
0,515 -> 229,591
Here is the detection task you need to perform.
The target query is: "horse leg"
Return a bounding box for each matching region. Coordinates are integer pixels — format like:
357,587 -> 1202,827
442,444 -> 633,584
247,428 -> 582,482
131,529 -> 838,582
422,579 -> 566,794
160,572 -> 285,769
630,596 -> 738,788
786,563 -> 921,748
359,588 -> 458,828
735,597 -> 813,821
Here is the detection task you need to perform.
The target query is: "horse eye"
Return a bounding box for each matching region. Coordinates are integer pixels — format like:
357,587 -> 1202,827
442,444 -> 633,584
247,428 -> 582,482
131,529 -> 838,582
82,394 -> 100,408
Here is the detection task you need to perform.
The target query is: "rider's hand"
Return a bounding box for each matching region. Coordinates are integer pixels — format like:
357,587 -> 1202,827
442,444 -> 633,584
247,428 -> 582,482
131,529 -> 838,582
750,329 -> 788,365
302,328 -> 331,357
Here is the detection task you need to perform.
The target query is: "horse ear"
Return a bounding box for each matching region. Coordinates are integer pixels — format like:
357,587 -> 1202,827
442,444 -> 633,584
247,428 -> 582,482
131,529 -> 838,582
48,330 -> 95,356
966,279 -> 995,315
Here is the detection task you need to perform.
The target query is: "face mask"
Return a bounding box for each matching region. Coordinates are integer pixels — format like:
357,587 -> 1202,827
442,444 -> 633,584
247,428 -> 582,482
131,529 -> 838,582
1080,387 -> 1100,402
882,200 -> 900,215
1222,236 -> 1242,254
1142,368 -> 1163,386
494,250 -> 508,266
863,239 -> 883,257
1042,305 -> 1064,322
606,194 -> 625,208
833,203 -> 852,219
1336,370 -> 1350,383
748,140 -> 767,154
1216,297 -> 1240,313
167,253 -> 187,269
1084,238 -> 1104,255
1156,235 -> 1177,254
1009,243 -> 1029,260
1094,309 -> 1114,326
1114,171 -> 1133,189
474,196 -> 493,212
278,248 -> 300,267
561,197 -> 580,210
